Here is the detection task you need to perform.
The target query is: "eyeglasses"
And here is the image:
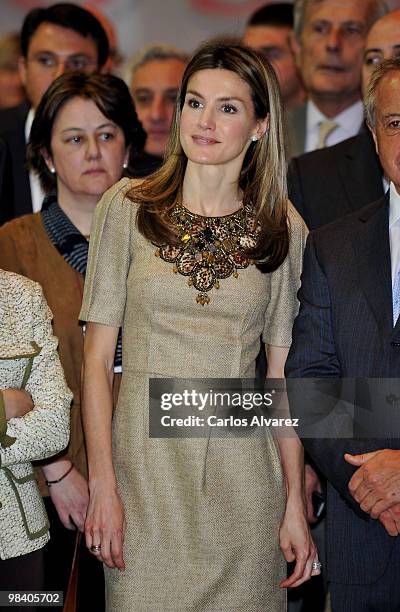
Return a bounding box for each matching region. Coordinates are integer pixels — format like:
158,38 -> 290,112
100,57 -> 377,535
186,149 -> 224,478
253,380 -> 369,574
28,53 -> 97,73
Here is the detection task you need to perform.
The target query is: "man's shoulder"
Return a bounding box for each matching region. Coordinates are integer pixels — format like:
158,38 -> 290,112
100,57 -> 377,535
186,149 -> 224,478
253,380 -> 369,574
0,102 -> 30,137
290,132 -> 366,171
285,103 -> 307,158
285,102 -> 307,124
312,195 -> 386,244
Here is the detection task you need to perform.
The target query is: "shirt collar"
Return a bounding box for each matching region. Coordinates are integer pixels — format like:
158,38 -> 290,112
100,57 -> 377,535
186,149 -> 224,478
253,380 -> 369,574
306,99 -> 364,132
389,182 -> 400,228
24,107 -> 35,141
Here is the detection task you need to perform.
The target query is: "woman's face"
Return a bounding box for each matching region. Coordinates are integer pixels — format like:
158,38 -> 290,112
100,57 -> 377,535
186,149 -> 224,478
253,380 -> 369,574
179,68 -> 267,170
46,96 -> 129,201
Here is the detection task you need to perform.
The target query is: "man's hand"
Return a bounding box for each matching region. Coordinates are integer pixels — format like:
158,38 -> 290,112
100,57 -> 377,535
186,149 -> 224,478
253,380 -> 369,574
304,464 -> 323,524
2,389 -> 33,419
345,450 -> 400,518
379,504 -> 400,536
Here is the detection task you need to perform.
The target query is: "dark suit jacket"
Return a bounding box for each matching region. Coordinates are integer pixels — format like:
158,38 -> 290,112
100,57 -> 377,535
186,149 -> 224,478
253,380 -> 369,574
0,139 -> 13,225
284,103 -> 307,159
285,195 -> 400,584
0,102 -> 32,224
288,128 -> 383,230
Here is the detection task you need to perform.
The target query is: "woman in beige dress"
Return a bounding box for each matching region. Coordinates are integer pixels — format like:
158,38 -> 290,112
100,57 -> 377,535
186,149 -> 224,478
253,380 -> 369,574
80,41 -> 319,611
0,72 -> 144,609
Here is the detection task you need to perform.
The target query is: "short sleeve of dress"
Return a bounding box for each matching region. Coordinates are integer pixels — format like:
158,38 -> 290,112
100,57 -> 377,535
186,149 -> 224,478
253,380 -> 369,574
80,178 -> 135,327
263,202 -> 308,347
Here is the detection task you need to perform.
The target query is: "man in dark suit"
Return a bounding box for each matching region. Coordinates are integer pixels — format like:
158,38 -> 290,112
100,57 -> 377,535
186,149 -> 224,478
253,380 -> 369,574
0,3 -> 109,224
288,9 -> 400,230
286,0 -> 387,158
286,59 -> 400,611
288,127 -> 383,229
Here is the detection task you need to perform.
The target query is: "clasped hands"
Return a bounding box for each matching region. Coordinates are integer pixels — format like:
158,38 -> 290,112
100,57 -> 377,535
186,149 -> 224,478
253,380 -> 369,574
345,449 -> 400,536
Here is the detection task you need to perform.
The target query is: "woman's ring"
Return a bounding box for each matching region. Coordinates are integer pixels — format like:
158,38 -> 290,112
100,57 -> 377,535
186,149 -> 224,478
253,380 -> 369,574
90,544 -> 101,553
312,561 -> 322,571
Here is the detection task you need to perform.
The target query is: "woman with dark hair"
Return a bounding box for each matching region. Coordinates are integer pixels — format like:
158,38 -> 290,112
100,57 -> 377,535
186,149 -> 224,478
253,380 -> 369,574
81,41 -> 318,611
0,72 -> 145,610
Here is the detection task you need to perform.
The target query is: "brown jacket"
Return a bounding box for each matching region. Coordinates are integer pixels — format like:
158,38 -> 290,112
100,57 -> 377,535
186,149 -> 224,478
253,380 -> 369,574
0,212 -> 120,495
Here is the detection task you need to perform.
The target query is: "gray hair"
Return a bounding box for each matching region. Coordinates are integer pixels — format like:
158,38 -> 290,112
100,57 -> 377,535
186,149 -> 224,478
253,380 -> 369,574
125,44 -> 189,85
365,58 -> 400,127
293,0 -> 388,41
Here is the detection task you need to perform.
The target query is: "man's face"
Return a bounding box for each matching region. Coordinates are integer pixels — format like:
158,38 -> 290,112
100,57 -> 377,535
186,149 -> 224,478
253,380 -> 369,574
371,71 -> 400,192
19,22 -> 99,110
243,25 -> 302,106
131,58 -> 186,156
295,0 -> 372,105
362,11 -> 400,96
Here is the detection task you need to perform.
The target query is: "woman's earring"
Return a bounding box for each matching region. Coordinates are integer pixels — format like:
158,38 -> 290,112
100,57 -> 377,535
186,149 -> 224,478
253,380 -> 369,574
123,162 -> 128,169
50,166 -> 56,174
250,135 -> 258,142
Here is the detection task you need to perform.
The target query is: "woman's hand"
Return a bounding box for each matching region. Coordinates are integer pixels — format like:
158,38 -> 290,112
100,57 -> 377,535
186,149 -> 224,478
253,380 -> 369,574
279,498 -> 320,588
85,482 -> 126,570
45,462 -> 89,532
2,389 -> 33,419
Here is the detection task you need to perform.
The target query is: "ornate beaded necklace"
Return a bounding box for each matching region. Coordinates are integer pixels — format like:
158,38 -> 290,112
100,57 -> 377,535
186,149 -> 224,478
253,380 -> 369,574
155,202 -> 259,305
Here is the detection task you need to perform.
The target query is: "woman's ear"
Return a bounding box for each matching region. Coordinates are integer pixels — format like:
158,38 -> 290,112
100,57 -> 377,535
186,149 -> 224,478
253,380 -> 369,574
256,114 -> 269,140
41,149 -> 55,174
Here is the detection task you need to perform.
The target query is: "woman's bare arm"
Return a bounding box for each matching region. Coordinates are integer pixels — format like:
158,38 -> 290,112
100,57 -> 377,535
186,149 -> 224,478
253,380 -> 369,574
266,345 -> 319,588
81,321 -> 125,569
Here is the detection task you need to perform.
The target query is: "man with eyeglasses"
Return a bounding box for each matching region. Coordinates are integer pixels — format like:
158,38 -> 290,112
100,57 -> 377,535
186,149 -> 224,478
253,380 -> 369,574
0,3 -> 109,223
288,8 -> 400,231
243,3 -> 306,111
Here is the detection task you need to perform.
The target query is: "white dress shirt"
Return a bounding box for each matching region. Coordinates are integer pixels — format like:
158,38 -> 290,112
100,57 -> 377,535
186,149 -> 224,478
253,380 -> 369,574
389,182 -> 400,285
25,109 -> 45,213
305,99 -> 364,153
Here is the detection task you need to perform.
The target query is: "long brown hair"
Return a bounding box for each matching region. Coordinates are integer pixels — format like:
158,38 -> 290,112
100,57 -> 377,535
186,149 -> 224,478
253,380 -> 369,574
130,39 -> 289,271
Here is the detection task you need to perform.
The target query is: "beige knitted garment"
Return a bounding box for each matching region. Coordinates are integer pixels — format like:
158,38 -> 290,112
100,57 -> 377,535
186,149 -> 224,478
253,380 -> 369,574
81,178 -> 307,612
0,270 -> 72,560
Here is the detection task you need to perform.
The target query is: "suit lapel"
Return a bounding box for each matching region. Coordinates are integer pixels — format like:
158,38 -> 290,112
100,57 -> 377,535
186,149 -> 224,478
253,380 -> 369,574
285,104 -> 307,159
355,194 -> 392,338
339,130 -> 384,214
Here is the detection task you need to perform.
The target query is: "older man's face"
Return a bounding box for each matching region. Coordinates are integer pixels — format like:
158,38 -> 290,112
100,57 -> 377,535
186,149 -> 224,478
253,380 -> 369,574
362,11 -> 400,96
296,0 -> 372,105
131,58 -> 186,157
372,71 -> 400,192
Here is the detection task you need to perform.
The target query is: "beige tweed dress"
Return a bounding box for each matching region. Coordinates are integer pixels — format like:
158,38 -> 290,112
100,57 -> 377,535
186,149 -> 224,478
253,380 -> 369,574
80,178 -> 307,612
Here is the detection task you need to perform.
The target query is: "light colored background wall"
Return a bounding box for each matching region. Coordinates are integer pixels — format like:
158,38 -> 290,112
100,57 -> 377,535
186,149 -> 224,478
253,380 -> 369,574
3,0 -> 399,71
0,0 -> 279,60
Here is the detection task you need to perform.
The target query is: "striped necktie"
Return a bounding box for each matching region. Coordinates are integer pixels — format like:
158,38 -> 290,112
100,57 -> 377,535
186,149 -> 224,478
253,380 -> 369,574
393,268 -> 400,326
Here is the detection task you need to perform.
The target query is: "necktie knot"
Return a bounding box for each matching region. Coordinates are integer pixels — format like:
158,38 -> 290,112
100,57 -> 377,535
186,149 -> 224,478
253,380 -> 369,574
317,120 -> 339,149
